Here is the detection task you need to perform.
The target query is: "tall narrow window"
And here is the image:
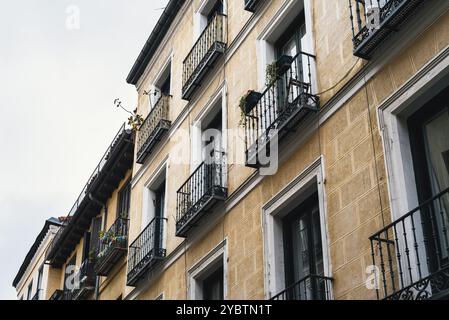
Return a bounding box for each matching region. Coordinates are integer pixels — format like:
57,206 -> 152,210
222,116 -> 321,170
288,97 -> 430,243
206,0 -> 224,23
202,265 -> 224,300
27,281 -> 33,300
282,192 -> 325,300
409,88 -> 449,273
36,266 -> 43,300
117,181 -> 131,219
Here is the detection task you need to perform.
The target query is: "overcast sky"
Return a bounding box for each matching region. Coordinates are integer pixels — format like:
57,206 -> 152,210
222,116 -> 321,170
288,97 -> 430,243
0,0 -> 168,300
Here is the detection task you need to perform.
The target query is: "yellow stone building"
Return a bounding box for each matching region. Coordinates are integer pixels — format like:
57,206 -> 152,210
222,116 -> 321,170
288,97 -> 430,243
14,0 -> 449,300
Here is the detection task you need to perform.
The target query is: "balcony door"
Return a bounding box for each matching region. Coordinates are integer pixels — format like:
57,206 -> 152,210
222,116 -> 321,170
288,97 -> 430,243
275,12 -> 307,109
282,192 -> 325,300
409,88 -> 449,272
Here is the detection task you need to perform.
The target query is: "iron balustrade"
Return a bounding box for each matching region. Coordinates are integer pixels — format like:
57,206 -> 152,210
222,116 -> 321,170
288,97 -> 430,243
94,217 -> 129,276
370,188 -> 449,300
136,95 -> 171,164
271,275 -> 333,300
349,0 -> 425,59
46,124 -> 129,260
244,52 -> 319,168
244,0 -> 263,12
127,217 -> 167,286
176,151 -> 227,237
182,13 -> 227,100
70,259 -> 96,300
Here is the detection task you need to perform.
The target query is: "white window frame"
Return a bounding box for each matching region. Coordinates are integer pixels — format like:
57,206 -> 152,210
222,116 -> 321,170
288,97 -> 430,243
256,0 -> 316,92
262,157 -> 332,299
142,159 -> 169,250
194,0 -> 228,40
188,240 -> 228,300
191,84 -> 227,175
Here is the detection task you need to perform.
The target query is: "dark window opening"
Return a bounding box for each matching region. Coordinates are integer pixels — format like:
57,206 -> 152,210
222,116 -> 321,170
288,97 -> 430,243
282,192 -> 325,299
207,0 -> 224,23
202,265 -> 224,300
117,181 -> 131,219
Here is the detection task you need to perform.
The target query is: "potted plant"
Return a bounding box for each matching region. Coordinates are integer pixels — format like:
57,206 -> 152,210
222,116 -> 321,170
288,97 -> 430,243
275,55 -> 294,75
240,90 -> 262,114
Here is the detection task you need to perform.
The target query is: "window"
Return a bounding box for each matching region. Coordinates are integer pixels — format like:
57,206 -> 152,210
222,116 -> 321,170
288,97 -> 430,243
142,164 -> 167,232
26,281 -> 33,300
408,87 -> 449,272
150,60 -> 172,108
36,266 -> 44,300
257,0 -> 314,90
282,193 -> 326,299
262,159 -> 331,300
117,181 -> 131,219
192,93 -> 225,171
202,265 -> 224,300
188,241 -> 227,300
195,0 -> 226,39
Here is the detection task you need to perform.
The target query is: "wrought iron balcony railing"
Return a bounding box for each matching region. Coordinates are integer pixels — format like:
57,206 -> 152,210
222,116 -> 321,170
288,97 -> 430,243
31,289 -> 42,301
69,259 -> 96,300
136,95 -> 171,164
127,217 -> 167,287
271,275 -> 333,300
94,217 -> 129,276
370,188 -> 449,300
244,52 -> 319,168
176,151 -> 227,237
349,0 -> 425,59
182,13 -> 227,101
244,0 -> 263,12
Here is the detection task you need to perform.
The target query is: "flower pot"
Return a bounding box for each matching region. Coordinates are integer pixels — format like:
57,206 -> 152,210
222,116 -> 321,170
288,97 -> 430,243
242,91 -> 262,114
276,55 -> 294,75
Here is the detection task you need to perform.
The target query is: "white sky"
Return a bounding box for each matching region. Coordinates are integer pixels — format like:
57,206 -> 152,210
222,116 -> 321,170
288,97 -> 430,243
0,0 -> 168,299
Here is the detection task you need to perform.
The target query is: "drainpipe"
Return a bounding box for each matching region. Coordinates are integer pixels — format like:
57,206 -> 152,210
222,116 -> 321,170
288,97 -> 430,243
89,193 -> 107,301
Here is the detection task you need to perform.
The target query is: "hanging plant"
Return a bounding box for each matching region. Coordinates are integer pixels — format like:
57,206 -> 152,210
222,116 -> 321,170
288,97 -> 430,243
266,62 -> 279,87
238,90 -> 262,128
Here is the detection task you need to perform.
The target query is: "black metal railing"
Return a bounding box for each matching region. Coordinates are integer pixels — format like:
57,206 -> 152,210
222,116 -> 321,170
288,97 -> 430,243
94,217 -> 129,276
271,275 -> 333,300
46,124 -> 129,260
244,52 -> 319,168
182,13 -> 227,100
136,95 -> 171,164
49,289 -> 64,301
127,217 -> 167,286
244,0 -> 263,12
31,289 -> 42,301
176,151 -> 227,237
370,188 -> 449,300
349,0 -> 424,59
70,259 -> 96,300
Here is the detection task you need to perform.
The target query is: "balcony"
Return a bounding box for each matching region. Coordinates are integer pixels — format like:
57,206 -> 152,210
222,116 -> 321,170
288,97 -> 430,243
182,14 -> 227,101
126,217 -> 167,287
176,151 -> 227,237
69,259 -> 96,300
244,0 -> 263,12
349,0 -> 425,59
271,275 -> 333,300
94,217 -> 129,276
244,52 -> 319,168
136,95 -> 171,164
370,188 -> 449,300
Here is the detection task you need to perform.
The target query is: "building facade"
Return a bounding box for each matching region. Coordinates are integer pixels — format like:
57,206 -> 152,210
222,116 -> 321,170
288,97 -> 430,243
14,0 -> 449,300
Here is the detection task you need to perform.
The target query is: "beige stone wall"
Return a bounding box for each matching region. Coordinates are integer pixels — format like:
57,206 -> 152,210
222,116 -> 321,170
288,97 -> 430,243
126,0 -> 449,300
